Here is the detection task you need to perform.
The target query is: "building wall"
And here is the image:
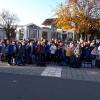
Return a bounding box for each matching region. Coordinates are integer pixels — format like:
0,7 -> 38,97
16,26 -> 27,40
24,25 -> 53,41
16,24 -> 74,41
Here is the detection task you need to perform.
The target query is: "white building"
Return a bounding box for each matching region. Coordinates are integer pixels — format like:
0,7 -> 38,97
27,25 -> 74,41
16,25 -> 27,40
16,23 -> 53,41
26,24 -> 54,41
0,22 -> 74,41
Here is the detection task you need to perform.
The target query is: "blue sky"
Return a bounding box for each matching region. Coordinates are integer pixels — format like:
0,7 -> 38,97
0,0 -> 67,26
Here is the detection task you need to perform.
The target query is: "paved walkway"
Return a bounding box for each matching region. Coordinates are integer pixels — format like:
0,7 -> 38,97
0,63 -> 100,83
0,63 -> 45,76
62,67 -> 100,82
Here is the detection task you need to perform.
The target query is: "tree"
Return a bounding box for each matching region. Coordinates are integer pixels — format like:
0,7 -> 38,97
0,10 -> 19,40
55,0 -> 100,40
55,3 -> 74,30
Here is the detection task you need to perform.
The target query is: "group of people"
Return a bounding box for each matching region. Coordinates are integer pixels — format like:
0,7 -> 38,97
0,39 -> 100,68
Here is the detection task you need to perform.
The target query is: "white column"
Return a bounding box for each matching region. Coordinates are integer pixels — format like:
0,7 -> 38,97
39,29 -> 42,40
36,29 -> 39,40
27,28 -> 30,39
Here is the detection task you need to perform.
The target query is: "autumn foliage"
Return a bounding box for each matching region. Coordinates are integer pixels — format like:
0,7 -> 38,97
55,0 -> 100,35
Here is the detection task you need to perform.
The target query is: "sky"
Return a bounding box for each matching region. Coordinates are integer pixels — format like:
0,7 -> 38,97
0,0 -> 66,26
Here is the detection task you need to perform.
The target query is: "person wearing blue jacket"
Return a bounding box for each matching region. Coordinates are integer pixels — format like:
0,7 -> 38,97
83,44 -> 91,62
6,41 -> 15,65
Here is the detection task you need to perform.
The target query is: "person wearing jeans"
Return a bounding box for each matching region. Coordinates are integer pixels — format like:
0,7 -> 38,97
6,41 -> 15,65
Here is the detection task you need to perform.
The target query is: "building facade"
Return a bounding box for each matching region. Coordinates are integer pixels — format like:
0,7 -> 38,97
26,24 -> 56,41
0,22 -> 74,41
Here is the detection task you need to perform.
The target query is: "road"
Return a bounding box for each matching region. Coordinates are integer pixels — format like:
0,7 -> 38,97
0,72 -> 100,100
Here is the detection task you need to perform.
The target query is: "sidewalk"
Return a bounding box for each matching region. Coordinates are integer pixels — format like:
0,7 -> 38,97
0,62 -> 45,76
0,62 -> 100,83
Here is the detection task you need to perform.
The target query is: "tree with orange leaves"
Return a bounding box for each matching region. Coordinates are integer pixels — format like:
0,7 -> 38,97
55,0 -> 100,39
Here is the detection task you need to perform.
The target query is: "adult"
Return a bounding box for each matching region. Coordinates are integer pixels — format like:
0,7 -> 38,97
65,44 -> 71,66
50,43 -> 57,62
74,44 -> 81,68
96,46 -> 100,67
6,41 -> 15,65
91,46 -> 98,67
16,42 -> 25,66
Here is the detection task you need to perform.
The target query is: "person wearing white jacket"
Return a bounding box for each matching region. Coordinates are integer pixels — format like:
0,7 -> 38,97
50,43 -> 57,62
96,46 -> 100,67
50,43 -> 57,54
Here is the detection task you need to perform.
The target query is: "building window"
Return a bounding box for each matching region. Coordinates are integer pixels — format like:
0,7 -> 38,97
57,32 -> 61,40
30,30 -> 37,39
19,29 -> 24,39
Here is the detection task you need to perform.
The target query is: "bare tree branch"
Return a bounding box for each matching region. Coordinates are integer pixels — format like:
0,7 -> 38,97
0,10 -> 19,40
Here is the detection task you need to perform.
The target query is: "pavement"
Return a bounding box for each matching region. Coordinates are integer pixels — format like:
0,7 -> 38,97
0,63 -> 100,100
0,62 -> 100,83
0,73 -> 100,100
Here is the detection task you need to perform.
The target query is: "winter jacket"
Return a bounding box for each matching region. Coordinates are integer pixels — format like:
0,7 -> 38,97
6,44 -> 14,55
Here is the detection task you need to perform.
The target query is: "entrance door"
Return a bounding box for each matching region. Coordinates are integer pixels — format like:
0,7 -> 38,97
62,34 -> 67,41
42,31 -> 48,39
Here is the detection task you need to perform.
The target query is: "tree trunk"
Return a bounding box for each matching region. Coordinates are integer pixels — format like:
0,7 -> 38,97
5,28 -> 16,40
6,32 -> 10,40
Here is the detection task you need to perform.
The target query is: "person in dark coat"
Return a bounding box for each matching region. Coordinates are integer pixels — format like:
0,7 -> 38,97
45,42 -> 50,62
25,42 -> 31,64
15,42 -> 25,66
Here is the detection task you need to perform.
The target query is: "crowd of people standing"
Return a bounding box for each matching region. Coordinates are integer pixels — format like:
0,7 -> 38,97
0,39 -> 100,68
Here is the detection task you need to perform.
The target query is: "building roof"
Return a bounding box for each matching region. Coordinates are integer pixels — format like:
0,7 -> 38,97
42,18 -> 56,26
26,23 -> 40,29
